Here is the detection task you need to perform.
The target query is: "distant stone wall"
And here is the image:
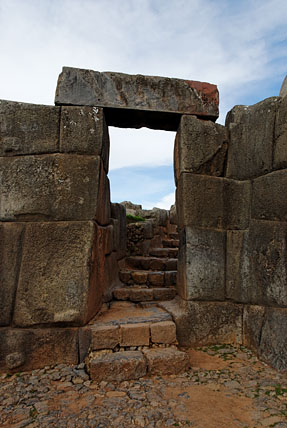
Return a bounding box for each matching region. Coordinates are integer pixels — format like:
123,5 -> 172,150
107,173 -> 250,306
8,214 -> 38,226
0,100 -> 126,371
174,95 -> 287,371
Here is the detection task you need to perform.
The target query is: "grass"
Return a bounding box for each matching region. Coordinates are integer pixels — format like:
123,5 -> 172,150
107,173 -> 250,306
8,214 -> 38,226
126,213 -> 145,224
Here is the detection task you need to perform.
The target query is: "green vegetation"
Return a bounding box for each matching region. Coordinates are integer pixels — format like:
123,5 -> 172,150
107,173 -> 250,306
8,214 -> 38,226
126,213 -> 145,224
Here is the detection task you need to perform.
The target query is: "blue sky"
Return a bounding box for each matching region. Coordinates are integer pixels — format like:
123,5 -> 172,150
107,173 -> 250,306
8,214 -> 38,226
0,0 -> 286,208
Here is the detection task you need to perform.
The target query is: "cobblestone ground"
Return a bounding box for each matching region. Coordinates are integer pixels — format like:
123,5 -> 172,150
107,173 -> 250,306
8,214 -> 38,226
1,345 -> 287,428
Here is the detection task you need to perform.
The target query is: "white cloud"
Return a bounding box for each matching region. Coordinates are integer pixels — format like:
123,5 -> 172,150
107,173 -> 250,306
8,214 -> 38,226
109,127 -> 175,170
151,192 -> 175,210
0,0 -> 286,207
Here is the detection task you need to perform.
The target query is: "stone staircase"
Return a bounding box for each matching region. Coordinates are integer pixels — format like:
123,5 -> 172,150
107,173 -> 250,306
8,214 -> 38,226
84,225 -> 190,382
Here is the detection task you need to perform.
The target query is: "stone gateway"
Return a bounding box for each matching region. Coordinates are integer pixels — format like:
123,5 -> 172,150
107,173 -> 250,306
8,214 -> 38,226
1,68 -> 287,375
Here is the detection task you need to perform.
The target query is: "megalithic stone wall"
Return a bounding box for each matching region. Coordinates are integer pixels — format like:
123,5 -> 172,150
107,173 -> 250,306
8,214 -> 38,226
174,94 -> 287,371
0,100 -> 125,371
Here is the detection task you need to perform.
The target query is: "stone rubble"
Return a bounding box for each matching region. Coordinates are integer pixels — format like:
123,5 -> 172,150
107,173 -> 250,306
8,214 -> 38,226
1,344 -> 287,427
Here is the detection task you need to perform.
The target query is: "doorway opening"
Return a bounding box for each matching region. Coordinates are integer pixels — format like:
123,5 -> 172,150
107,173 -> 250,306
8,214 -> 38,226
108,127 -> 176,210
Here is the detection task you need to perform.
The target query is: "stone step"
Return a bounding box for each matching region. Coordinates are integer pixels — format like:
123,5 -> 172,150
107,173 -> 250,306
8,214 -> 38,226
119,269 -> 177,286
149,247 -> 178,258
125,256 -> 177,271
84,303 -> 176,351
169,232 -> 179,240
86,347 -> 190,382
113,286 -> 177,302
162,239 -> 180,248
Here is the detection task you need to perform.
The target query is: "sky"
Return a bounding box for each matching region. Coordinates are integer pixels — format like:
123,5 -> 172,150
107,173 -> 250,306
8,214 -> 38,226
0,0 -> 286,209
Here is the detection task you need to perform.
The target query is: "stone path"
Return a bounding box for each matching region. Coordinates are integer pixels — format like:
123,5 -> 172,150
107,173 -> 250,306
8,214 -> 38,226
1,344 -> 287,427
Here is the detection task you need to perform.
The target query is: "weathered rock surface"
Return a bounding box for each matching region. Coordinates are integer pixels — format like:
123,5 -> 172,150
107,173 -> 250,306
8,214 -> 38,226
13,221 -> 99,327
174,115 -> 228,184
60,106 -> 110,172
87,351 -> 147,382
55,67 -> 219,129
0,100 -> 60,156
0,223 -> 24,326
243,305 -> 265,352
177,227 -> 225,301
0,154 -> 110,224
176,173 -> 251,230
143,348 -> 190,375
252,169 -> 287,222
226,221 -> 287,306
225,97 -> 280,180
280,75 -> 287,97
274,95 -> 287,169
259,307 -> 287,372
0,327 -> 78,371
111,202 -> 127,260
160,298 -> 242,347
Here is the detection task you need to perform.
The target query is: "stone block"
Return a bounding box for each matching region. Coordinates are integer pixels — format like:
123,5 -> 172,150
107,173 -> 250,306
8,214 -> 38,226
243,305 -> 265,353
90,324 -> 120,350
13,221 -> 99,327
150,321 -> 176,344
259,307 -> 287,372
148,272 -> 164,286
60,106 -> 110,172
0,154 -> 110,224
102,251 -> 120,302
225,97 -> 280,180
150,258 -> 165,271
169,204 -> 177,225
120,323 -> 150,346
55,67 -> 219,130
113,288 -> 131,300
165,271 -> 177,286
143,348 -> 189,375
111,203 -> 127,259
132,271 -> 148,284
174,115 -> 228,184
129,288 -> 154,302
119,270 -> 131,284
165,258 -> 177,271
176,173 -> 251,230
226,230 -> 252,303
227,221 -> 287,306
252,170 -> 287,221
160,297 -> 243,347
0,327 -> 78,372
95,223 -> 114,256
87,351 -> 147,382
153,287 -> 177,301
0,223 -> 24,326
0,100 -> 60,156
177,227 -> 225,301
274,96 -> 287,169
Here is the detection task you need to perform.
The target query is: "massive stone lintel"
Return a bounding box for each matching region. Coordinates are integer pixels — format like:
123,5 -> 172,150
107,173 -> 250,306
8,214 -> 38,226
55,67 -> 219,130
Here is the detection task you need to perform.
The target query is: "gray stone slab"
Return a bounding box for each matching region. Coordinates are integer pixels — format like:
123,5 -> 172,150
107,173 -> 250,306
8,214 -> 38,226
225,97 -> 280,180
176,173 -> 251,230
259,307 -> 287,372
252,170 -> 287,222
0,223 -> 24,326
13,221 -> 98,327
243,305 -> 265,353
87,351 -> 147,382
177,227 -> 225,301
227,221 -> 287,306
279,75 -> 287,97
0,327 -> 78,372
60,106 -> 110,172
160,297 -> 242,347
174,115 -> 228,185
0,154 -> 110,224
0,100 -> 59,156
55,67 -> 219,130
274,96 -> 287,169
